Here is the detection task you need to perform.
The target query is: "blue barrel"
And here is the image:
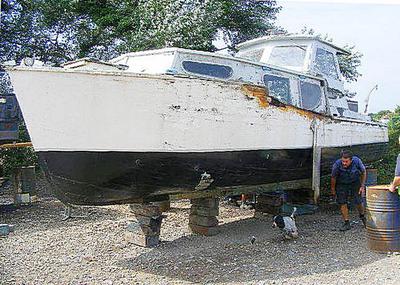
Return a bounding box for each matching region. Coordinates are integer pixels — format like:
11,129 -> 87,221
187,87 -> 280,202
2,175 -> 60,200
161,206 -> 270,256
366,185 -> 400,252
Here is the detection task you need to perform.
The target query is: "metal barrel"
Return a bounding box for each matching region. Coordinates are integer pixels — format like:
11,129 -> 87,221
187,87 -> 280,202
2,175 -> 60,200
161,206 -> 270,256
366,185 -> 400,253
20,166 -> 36,195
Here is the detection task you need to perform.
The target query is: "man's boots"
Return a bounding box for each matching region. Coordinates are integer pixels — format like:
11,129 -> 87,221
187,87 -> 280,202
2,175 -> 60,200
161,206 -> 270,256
360,214 -> 366,228
340,220 -> 351,231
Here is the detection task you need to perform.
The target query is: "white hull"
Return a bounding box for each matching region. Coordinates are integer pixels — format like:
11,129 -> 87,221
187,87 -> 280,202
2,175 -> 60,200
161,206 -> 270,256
8,68 -> 388,153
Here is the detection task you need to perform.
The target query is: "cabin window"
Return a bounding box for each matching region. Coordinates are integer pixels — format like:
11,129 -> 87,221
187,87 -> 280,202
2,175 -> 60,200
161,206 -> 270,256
236,49 -> 264,62
264,75 -> 292,105
315,48 -> 339,79
268,46 -> 306,68
300,82 -> 322,110
182,61 -> 233,79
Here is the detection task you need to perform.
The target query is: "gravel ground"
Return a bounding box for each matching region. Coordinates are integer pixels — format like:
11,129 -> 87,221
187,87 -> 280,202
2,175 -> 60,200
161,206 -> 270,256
1,192 -> 400,285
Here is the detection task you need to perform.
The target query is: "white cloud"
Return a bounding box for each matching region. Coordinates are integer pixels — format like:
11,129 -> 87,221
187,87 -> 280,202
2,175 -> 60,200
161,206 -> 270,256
280,0 -> 400,4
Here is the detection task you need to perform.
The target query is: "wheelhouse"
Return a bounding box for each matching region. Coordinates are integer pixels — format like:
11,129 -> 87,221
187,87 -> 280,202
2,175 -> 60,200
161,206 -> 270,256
62,35 -> 368,121
236,35 -> 350,93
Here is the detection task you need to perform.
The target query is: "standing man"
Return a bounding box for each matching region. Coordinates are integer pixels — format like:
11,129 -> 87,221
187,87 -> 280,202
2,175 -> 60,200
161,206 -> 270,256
389,136 -> 400,193
331,150 -> 367,231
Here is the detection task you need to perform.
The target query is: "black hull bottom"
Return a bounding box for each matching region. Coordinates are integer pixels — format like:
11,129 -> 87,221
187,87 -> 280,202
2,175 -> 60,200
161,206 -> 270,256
38,143 -> 388,205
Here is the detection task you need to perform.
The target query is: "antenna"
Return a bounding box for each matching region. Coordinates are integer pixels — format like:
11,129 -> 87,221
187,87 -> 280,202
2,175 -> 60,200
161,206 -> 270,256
364,84 -> 378,114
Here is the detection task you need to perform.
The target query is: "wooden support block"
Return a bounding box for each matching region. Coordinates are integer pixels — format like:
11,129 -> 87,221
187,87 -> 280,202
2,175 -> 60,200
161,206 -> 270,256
189,223 -> 219,236
128,203 -> 165,247
190,206 -> 219,217
129,203 -> 162,217
190,198 -> 219,209
151,200 -> 171,212
134,214 -> 163,225
189,215 -> 218,227
188,197 -> 220,236
127,220 -> 161,236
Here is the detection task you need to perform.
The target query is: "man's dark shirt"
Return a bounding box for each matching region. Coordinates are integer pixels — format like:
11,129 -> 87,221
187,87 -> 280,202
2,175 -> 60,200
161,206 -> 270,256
331,156 -> 366,185
396,155 -> 400,177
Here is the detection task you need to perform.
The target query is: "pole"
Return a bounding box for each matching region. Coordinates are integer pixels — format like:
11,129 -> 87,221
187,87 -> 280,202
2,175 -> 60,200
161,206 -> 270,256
364,84 -> 378,114
311,119 -> 321,204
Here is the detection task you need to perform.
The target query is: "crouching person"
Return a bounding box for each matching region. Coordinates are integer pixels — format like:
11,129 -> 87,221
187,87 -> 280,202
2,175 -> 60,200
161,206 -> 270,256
331,150 -> 367,231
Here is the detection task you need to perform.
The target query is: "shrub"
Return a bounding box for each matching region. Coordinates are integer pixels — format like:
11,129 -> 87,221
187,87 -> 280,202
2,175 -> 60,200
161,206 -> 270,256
0,122 -> 39,177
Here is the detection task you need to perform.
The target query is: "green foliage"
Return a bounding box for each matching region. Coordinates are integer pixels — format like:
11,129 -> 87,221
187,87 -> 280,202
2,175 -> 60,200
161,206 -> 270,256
371,106 -> 400,183
371,110 -> 392,122
217,0 -> 282,50
1,0 -> 282,63
337,45 -> 362,83
0,123 -> 39,176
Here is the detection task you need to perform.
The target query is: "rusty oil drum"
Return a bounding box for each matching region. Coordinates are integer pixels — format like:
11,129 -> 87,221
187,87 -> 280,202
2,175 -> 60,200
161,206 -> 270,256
366,185 -> 400,252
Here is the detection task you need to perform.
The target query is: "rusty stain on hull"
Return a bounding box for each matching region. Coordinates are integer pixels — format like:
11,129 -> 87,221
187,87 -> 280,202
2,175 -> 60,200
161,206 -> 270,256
281,105 -> 324,121
241,84 -> 324,121
241,85 -> 271,108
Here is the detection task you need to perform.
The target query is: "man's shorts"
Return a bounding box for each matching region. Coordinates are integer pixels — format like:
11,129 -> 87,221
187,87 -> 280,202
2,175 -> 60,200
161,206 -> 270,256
336,184 -> 362,205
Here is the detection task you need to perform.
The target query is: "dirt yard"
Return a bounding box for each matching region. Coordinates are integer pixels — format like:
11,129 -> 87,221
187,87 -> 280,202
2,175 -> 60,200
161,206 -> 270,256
1,195 -> 400,285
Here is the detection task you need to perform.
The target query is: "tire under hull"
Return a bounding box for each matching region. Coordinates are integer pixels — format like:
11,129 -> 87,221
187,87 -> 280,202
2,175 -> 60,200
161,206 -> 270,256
38,142 -> 388,205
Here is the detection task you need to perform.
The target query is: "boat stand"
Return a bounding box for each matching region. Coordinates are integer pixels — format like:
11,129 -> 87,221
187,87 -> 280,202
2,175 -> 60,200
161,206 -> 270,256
189,198 -> 220,236
127,202 -> 166,247
311,119 -> 322,204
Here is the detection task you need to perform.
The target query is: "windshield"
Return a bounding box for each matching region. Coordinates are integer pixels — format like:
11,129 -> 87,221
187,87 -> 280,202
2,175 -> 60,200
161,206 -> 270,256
236,49 -> 264,62
268,46 -> 306,68
315,48 -> 339,79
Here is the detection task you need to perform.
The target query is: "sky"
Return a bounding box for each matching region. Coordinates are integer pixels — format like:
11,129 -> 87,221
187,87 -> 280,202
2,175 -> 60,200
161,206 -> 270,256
276,0 -> 400,113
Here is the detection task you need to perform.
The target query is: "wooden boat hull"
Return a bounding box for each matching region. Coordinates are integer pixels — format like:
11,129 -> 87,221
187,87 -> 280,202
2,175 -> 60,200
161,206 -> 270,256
7,68 -> 389,205
38,142 -> 387,205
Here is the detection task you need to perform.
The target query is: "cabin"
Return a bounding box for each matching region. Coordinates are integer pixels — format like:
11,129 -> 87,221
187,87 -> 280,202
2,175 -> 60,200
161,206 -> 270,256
64,35 -> 369,121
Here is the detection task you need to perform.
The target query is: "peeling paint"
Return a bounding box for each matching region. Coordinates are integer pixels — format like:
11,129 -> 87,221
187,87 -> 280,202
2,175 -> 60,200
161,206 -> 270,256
241,85 -> 271,108
280,105 -> 324,121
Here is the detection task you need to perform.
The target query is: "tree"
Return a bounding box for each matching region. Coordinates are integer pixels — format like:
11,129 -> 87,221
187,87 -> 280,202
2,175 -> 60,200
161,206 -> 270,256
300,27 -> 363,83
0,0 -> 97,65
337,45 -> 362,83
371,106 -> 400,183
216,0 -> 282,50
371,110 -> 392,122
1,0 -> 282,64
0,0 -> 40,64
73,0 -> 282,55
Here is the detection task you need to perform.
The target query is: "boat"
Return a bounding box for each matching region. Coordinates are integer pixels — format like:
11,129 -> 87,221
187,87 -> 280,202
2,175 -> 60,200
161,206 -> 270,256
5,35 -> 388,205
